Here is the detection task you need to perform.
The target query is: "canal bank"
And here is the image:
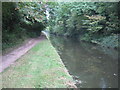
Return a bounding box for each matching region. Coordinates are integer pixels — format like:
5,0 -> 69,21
49,35 -> 118,88
1,36 -> 76,88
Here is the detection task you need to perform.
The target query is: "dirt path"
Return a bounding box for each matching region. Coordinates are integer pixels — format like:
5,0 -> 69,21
0,36 -> 46,73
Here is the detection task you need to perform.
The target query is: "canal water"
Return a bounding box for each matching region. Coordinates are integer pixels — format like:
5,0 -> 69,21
49,35 -> 118,88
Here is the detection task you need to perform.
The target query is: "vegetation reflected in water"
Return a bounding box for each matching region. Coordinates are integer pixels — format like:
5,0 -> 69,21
50,35 -> 118,88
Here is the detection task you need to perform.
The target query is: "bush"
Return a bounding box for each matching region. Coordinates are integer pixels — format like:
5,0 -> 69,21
2,2 -> 46,50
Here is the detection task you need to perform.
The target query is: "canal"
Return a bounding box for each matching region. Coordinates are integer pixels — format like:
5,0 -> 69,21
49,35 -> 118,88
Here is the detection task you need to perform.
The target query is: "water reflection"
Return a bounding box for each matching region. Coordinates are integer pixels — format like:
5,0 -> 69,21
49,35 -> 118,88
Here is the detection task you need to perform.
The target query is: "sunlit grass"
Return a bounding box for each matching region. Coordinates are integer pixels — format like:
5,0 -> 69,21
1,39 -> 75,88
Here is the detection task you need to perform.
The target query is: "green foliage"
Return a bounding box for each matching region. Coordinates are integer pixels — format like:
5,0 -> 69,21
47,2 -> 120,48
2,2 -> 46,50
47,2 -> 99,36
99,34 -> 118,48
2,2 -> 20,30
18,2 -> 47,24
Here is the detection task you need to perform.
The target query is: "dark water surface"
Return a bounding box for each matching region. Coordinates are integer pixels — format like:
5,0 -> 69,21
49,35 -> 118,88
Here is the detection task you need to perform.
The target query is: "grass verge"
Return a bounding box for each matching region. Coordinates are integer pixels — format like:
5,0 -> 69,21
1,39 -> 76,88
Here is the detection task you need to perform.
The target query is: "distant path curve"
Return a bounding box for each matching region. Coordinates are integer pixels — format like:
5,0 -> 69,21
0,36 -> 46,73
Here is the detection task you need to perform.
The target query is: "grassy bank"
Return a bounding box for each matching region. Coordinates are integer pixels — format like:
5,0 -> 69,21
1,39 -> 76,88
